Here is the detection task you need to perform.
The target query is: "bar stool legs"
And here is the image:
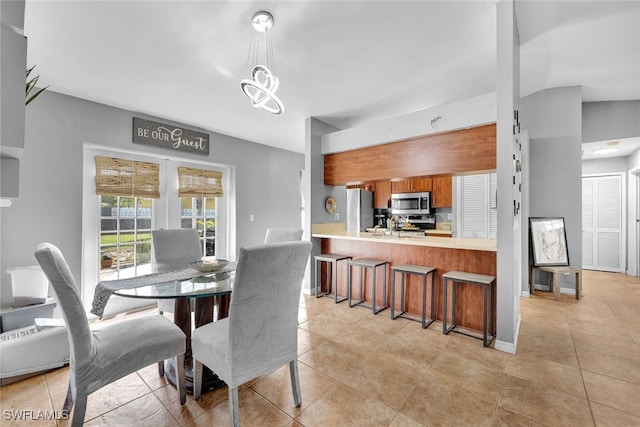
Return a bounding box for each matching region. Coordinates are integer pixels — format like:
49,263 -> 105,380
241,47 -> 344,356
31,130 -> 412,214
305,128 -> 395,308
442,271 -> 496,347
390,265 -> 436,329
347,259 -> 388,314
314,254 -> 351,303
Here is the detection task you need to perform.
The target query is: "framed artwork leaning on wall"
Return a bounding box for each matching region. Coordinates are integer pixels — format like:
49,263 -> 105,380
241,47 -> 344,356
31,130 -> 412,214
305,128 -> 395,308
529,217 -> 569,267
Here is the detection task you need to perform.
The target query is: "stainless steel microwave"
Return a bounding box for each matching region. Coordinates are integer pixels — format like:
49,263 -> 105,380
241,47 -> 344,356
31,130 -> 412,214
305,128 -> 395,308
391,192 -> 431,215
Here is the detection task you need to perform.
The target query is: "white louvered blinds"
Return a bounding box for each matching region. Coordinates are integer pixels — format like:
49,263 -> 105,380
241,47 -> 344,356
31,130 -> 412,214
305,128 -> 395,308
177,167 -> 223,198
460,173 -> 497,239
95,156 -> 160,198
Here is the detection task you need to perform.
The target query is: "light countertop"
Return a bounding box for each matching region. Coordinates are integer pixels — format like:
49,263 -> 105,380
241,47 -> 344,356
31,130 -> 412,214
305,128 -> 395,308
312,231 -> 496,252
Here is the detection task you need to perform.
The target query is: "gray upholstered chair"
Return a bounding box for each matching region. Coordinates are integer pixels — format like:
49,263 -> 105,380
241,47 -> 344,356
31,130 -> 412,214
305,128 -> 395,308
152,228 -> 202,315
152,228 -> 203,270
34,243 -> 186,427
263,228 -> 303,243
191,241 -> 312,427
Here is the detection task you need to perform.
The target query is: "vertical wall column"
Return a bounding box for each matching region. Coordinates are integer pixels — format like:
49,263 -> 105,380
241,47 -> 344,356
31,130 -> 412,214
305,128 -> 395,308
495,0 -> 521,354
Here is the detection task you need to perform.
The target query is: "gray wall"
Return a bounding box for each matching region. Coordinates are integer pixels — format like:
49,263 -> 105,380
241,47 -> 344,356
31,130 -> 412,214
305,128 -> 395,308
583,101 -> 640,143
0,90 -> 304,304
520,86 -> 583,290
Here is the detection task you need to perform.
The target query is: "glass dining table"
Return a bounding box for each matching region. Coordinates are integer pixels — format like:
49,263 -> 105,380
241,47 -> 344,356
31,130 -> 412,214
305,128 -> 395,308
113,268 -> 234,394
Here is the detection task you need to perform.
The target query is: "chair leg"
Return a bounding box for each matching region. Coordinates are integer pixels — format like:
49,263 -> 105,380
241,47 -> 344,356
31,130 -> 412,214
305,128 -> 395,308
289,360 -> 302,407
71,397 -> 87,427
62,382 -> 74,415
229,386 -> 240,427
193,359 -> 203,400
157,360 -> 165,376
176,353 -> 186,405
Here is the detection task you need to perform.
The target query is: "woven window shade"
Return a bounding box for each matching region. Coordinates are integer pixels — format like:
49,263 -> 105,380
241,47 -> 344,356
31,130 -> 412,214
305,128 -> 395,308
95,156 -> 160,199
178,167 -> 223,198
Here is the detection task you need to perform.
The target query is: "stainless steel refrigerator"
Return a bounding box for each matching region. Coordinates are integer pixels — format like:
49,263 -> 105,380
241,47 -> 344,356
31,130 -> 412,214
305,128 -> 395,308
346,188 -> 374,232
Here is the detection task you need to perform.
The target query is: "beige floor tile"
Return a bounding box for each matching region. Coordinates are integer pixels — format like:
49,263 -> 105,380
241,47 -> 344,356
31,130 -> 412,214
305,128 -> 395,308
582,370 -> 640,417
444,334 -> 508,371
426,349 -> 504,405
184,387 -> 293,427
137,363 -> 172,391
44,366 -> 71,412
497,374 -> 593,426
82,372 -> 153,422
504,355 -> 586,398
341,351 -> 425,409
152,383 -> 225,424
297,340 -> 363,380
355,309 -> 410,336
389,412 -> 426,427
83,393 -> 179,427
329,322 -> 391,356
515,325 -> 579,369
296,327 -> 327,355
571,330 -> 640,361
391,320 -> 451,353
567,316 -> 632,342
251,362 -> 337,417
374,333 -> 442,372
0,374 -> 57,426
590,402 -> 640,427
400,376 -> 495,426
491,407 -> 545,427
295,383 -> 397,427
577,348 -> 640,384
297,312 -> 349,338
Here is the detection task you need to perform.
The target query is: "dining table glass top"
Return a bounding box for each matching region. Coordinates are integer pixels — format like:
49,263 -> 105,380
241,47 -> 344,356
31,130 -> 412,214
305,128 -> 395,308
113,270 -> 234,300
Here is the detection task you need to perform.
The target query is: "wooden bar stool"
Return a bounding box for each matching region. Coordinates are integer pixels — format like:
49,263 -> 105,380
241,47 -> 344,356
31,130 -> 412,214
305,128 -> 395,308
530,265 -> 582,301
442,271 -> 496,347
314,254 -> 351,303
347,258 -> 388,314
390,264 -> 436,329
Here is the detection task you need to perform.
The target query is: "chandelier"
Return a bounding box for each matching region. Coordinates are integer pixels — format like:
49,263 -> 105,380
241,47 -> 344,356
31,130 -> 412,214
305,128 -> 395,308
240,11 -> 284,116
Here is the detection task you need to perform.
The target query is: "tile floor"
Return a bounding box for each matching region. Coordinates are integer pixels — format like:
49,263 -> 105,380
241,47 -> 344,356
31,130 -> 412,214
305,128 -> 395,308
2,269 -> 640,426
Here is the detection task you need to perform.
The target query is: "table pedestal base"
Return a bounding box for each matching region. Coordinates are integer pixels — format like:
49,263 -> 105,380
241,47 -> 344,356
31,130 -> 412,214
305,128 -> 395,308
165,294 -> 230,394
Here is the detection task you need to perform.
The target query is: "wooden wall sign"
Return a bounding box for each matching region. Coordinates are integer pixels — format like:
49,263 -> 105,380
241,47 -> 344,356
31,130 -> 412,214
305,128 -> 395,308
132,117 -> 209,155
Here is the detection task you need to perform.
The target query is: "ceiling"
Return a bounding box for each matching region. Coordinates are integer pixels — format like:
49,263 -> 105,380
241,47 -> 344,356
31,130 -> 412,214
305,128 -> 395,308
24,1 -> 640,155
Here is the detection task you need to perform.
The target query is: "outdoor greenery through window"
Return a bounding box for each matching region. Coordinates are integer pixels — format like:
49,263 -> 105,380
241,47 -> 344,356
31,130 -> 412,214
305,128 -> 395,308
181,197 -> 216,256
100,196 -> 153,279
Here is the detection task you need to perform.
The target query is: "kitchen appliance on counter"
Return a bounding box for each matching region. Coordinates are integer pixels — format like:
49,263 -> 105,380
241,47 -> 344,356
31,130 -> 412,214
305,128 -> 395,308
346,188 -> 374,232
396,214 -> 436,230
391,192 -> 431,215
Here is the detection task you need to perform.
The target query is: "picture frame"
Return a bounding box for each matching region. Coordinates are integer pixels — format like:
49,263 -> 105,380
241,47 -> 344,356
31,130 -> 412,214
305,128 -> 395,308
529,217 -> 569,266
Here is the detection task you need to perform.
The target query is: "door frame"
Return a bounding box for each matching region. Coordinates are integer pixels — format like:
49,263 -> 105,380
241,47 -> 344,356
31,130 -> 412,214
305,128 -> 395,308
581,172 -> 626,273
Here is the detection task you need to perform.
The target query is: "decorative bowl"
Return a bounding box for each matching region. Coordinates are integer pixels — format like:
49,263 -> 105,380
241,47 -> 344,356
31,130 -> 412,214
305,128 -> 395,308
190,258 -> 229,273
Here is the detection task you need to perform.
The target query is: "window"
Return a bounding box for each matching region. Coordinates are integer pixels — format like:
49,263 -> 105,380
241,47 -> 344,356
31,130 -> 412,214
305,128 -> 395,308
99,196 -> 154,280
95,156 -> 160,279
178,166 -> 223,256
458,173 -> 497,239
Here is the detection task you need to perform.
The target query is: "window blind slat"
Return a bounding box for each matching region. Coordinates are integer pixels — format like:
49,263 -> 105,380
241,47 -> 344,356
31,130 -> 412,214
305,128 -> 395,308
95,156 -> 160,198
178,167 -> 223,198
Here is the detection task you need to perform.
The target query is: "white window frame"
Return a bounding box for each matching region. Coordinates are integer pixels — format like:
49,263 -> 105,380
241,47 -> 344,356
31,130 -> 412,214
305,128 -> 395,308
82,144 -> 235,314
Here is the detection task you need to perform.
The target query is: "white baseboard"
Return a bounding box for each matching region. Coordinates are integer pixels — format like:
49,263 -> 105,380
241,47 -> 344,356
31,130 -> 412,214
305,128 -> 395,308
521,290 -> 530,297
494,312 -> 520,354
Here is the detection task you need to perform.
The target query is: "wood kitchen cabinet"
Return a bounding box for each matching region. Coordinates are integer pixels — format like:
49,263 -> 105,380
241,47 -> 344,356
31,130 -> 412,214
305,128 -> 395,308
391,177 -> 432,193
432,176 -> 452,208
373,181 -> 391,209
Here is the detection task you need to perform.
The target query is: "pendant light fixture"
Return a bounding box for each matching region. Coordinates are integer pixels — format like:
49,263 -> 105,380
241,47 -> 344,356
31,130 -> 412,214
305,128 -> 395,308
240,11 -> 284,116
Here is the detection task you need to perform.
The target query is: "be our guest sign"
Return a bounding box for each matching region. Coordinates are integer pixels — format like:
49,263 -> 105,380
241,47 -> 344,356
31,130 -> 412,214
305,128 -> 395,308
133,117 -> 209,155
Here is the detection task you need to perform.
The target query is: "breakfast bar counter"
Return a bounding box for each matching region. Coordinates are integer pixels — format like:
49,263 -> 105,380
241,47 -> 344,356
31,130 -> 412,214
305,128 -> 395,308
312,230 -> 496,333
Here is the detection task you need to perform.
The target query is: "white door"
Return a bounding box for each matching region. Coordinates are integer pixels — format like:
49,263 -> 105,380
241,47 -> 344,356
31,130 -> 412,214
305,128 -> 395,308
582,175 -> 624,272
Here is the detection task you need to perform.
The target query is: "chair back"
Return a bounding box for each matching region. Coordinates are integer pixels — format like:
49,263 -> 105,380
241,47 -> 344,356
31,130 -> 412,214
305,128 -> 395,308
34,243 -> 93,369
227,241 -> 311,384
263,228 -> 303,243
152,228 -> 202,263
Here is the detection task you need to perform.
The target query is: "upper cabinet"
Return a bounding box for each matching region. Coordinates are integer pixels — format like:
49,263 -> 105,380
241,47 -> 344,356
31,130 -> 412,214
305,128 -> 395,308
373,181 -> 391,209
391,177 -> 432,193
432,176 -> 452,208
324,124 -> 496,186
